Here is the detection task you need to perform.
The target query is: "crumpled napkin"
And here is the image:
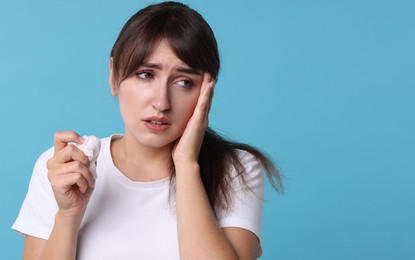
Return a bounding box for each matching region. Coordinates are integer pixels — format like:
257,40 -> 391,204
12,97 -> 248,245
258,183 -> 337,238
74,135 -> 101,178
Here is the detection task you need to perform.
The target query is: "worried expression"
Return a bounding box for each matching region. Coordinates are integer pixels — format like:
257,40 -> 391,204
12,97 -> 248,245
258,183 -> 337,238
110,40 -> 204,149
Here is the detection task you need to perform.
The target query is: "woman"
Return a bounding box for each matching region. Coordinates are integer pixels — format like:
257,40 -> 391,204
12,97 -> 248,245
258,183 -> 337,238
13,1 -> 282,259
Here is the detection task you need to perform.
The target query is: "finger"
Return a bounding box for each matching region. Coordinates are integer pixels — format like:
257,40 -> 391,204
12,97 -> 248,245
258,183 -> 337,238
48,144 -> 90,168
196,74 -> 214,123
51,172 -> 90,194
206,79 -> 215,117
53,131 -> 84,154
59,144 -> 90,164
196,73 -> 213,112
48,160 -> 94,189
57,160 -> 95,188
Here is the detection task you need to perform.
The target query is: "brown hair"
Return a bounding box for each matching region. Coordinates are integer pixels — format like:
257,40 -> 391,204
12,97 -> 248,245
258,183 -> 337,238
110,1 -> 282,211
110,1 -> 219,88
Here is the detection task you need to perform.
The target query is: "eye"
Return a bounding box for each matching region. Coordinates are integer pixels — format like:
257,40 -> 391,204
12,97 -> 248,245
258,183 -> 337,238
136,71 -> 153,79
176,79 -> 194,89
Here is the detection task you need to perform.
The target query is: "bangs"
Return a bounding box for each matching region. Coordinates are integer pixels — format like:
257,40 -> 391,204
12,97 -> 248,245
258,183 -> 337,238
110,2 -> 219,87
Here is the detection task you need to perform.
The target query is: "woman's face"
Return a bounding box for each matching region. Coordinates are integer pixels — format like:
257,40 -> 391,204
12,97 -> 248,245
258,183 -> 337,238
111,40 -> 203,150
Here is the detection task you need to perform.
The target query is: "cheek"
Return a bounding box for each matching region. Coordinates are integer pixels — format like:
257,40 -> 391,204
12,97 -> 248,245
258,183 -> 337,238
117,86 -> 148,122
174,92 -> 199,124
118,96 -> 133,122
118,91 -> 134,118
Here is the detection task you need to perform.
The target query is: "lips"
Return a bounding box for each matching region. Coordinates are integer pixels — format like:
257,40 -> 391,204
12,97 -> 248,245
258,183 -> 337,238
143,116 -> 171,124
147,120 -> 168,125
142,116 -> 171,132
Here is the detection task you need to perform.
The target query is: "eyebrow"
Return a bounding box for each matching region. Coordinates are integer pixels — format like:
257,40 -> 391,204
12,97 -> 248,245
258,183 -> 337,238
141,62 -> 202,76
176,66 -> 202,76
141,62 -> 161,69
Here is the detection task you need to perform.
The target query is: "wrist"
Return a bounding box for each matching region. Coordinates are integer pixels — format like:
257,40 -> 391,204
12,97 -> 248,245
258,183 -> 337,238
174,161 -> 200,176
55,211 -> 84,230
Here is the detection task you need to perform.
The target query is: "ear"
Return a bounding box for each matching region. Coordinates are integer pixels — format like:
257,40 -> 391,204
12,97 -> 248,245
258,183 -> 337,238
108,58 -> 117,96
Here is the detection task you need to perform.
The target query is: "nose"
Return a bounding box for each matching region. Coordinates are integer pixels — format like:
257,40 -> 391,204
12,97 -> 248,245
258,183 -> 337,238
152,83 -> 171,112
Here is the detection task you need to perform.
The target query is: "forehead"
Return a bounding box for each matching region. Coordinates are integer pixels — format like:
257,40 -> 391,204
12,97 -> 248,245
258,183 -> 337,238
143,40 -> 187,67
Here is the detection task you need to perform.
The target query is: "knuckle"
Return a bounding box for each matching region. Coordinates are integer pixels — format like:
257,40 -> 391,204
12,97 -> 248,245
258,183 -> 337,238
54,130 -> 66,142
61,162 -> 69,173
46,158 -> 54,169
48,175 -> 60,188
53,131 -> 61,140
67,144 -> 75,152
63,161 -> 81,173
73,172 -> 82,181
199,102 -> 207,111
73,161 -> 84,171
67,144 -> 78,155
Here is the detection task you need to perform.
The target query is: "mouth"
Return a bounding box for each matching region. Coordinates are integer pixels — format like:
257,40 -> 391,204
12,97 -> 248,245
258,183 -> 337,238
142,117 -> 172,132
145,120 -> 170,125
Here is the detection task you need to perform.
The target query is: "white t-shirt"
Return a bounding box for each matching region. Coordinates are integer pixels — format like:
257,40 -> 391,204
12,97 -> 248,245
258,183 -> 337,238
12,135 -> 264,259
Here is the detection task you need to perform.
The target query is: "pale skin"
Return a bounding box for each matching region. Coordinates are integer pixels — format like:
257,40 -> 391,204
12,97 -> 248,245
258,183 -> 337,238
22,41 -> 261,260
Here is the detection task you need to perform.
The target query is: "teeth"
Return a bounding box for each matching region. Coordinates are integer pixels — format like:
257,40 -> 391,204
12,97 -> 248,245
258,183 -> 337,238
150,120 -> 166,125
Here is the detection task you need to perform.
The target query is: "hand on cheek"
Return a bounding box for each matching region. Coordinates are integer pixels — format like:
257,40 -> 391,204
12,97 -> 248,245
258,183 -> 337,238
172,73 -> 215,165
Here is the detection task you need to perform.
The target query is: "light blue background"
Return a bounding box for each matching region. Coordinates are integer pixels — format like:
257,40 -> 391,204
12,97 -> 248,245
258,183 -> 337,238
1,0 -> 414,259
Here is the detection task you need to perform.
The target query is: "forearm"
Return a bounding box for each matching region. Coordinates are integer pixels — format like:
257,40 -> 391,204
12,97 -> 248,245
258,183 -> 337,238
175,162 -> 238,260
39,212 -> 81,260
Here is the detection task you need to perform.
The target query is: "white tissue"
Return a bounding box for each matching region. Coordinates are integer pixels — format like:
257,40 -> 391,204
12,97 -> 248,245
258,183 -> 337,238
74,135 -> 101,178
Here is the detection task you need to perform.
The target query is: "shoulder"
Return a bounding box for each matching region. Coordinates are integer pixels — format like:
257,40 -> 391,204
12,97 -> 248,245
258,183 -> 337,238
233,149 -> 263,176
228,149 -> 264,192
235,149 -> 261,168
217,150 -> 265,240
36,146 -> 54,164
99,135 -> 113,147
31,146 -> 54,179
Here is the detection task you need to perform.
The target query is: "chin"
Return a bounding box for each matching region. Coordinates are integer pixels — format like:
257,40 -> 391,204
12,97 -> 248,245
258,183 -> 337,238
136,135 -> 179,150
126,125 -> 184,149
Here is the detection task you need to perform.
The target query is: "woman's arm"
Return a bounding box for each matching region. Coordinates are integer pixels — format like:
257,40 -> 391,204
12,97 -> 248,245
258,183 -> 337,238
22,131 -> 95,260
23,213 -> 82,260
223,227 -> 262,259
175,162 -> 238,259
175,163 -> 260,259
23,236 -> 46,260
173,74 -> 260,259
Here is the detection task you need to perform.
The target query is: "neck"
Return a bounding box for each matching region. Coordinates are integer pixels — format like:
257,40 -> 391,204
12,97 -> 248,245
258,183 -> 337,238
111,133 -> 174,182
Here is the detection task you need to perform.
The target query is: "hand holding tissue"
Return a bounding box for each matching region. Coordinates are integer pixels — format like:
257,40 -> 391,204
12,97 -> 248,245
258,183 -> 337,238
74,136 -> 101,178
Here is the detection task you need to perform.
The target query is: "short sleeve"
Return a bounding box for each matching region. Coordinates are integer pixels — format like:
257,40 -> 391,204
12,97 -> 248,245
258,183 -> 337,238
217,150 -> 265,241
12,147 -> 58,239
